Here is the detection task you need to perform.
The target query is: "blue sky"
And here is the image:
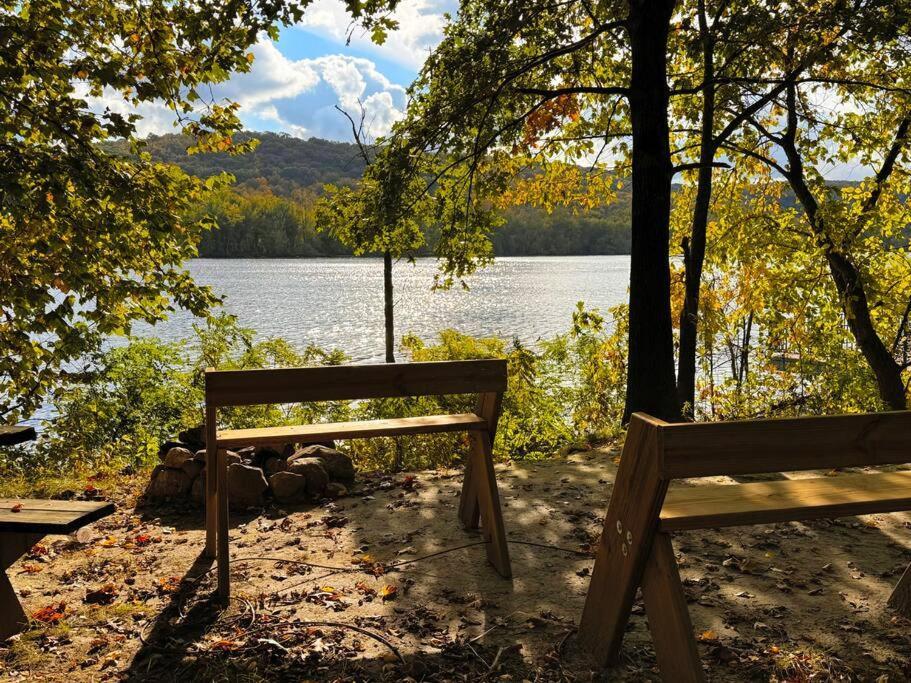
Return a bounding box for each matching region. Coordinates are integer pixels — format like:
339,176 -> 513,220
96,0 -> 455,144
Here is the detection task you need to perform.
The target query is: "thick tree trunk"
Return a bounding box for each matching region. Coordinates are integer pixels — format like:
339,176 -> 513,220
677,0 -> 714,416
383,250 -> 395,363
623,0 -> 681,423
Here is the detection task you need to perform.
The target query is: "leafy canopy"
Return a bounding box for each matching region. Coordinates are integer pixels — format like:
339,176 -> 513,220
0,0 -> 398,420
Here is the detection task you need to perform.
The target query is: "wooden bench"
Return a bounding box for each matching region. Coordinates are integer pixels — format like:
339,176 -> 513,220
1,498 -> 114,640
577,411 -> 911,682
203,359 -> 512,600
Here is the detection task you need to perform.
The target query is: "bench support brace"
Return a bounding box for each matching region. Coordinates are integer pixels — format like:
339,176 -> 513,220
641,532 -> 705,682
1,531 -> 44,641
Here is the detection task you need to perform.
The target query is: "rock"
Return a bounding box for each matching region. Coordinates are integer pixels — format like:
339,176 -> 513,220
179,425 -> 205,450
227,463 -> 268,508
287,457 -> 329,496
269,471 -> 308,503
146,465 -> 192,500
181,459 -> 204,481
158,440 -> 186,461
235,446 -> 257,464
325,482 -> 348,499
190,469 -> 206,504
263,456 -> 288,477
193,448 -> 241,465
291,444 -> 355,484
163,446 -> 194,468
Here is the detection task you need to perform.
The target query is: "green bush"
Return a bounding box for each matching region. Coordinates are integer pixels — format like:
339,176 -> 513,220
1,305 -> 628,478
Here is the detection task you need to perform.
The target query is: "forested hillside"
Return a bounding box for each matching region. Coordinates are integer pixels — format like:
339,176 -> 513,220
108,133 -> 632,257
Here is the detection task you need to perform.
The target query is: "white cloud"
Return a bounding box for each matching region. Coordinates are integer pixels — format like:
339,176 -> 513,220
298,0 -> 454,70
216,42 -> 320,109
83,40 -> 407,142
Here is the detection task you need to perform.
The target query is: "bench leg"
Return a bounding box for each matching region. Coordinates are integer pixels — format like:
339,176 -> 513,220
217,445 -> 230,602
641,532 -> 705,682
458,455 -> 481,530
888,560 -> 911,619
1,532 -> 44,641
468,430 -> 511,578
578,415 -> 667,667
204,406 -> 218,559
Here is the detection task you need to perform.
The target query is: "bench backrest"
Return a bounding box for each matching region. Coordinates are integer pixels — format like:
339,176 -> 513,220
631,410 -> 911,480
205,359 -> 508,407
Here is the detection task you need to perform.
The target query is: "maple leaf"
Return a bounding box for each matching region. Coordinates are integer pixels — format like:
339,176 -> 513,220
379,584 -> 398,601
156,576 -> 181,594
10,503 -> 23,512
32,601 -> 66,624
21,563 -> 43,574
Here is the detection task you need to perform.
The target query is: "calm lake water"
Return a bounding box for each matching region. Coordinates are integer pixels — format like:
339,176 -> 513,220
143,256 -> 633,361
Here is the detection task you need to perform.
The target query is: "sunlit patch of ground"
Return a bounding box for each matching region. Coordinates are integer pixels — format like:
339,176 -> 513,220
2,448 -> 910,681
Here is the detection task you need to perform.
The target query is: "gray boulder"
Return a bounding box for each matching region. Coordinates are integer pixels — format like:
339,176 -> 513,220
263,456 -> 288,477
287,457 -> 329,496
190,469 -> 206,504
269,471 -> 308,503
227,463 -> 269,508
164,446 -> 195,468
290,444 -> 355,484
179,425 -> 205,451
146,465 -> 192,500
325,482 -> 348,499
181,459 -> 204,482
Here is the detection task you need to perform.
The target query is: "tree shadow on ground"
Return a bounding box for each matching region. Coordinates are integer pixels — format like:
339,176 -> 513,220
121,451 -> 911,682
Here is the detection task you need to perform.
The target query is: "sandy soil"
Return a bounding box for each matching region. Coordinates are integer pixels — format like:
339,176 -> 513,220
2,446 -> 911,681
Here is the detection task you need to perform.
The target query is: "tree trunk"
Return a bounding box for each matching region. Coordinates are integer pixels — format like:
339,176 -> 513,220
383,250 -> 395,363
779,82 -> 905,410
677,0 -> 714,416
826,250 -> 906,409
623,0 -> 681,423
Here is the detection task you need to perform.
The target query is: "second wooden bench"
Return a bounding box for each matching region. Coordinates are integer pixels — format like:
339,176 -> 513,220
202,359 -> 513,600
578,410 -> 911,681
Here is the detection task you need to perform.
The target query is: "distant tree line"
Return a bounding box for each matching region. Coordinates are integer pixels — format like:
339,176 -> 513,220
189,186 -> 633,257
109,132 -> 634,257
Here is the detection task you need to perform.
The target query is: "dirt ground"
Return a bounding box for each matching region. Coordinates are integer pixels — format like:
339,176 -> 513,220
2,446 -> 911,681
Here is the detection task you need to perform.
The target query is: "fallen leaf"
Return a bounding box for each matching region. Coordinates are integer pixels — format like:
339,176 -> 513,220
10,503 -> 23,512
379,584 -> 398,601
32,601 -> 66,624
698,629 -> 718,642
211,639 -> 243,651
84,584 -> 118,605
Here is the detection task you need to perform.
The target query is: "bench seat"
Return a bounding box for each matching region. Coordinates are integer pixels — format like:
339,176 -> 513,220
0,498 -> 115,534
216,413 -> 488,447
660,470 -> 911,531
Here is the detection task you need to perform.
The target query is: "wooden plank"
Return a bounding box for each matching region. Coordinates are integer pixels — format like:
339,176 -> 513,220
660,410 -> 911,478
578,413 -> 669,667
0,531 -> 43,641
217,444 -> 230,602
205,359 -> 507,407
888,561 -> 911,619
660,471 -> 911,531
641,532 -> 705,682
204,404 -> 217,559
216,413 -> 487,447
460,392 -> 501,530
0,500 -> 114,534
468,429 -> 511,577
0,426 -> 36,446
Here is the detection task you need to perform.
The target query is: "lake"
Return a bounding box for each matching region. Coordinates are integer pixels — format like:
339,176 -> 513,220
145,256 -> 633,361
